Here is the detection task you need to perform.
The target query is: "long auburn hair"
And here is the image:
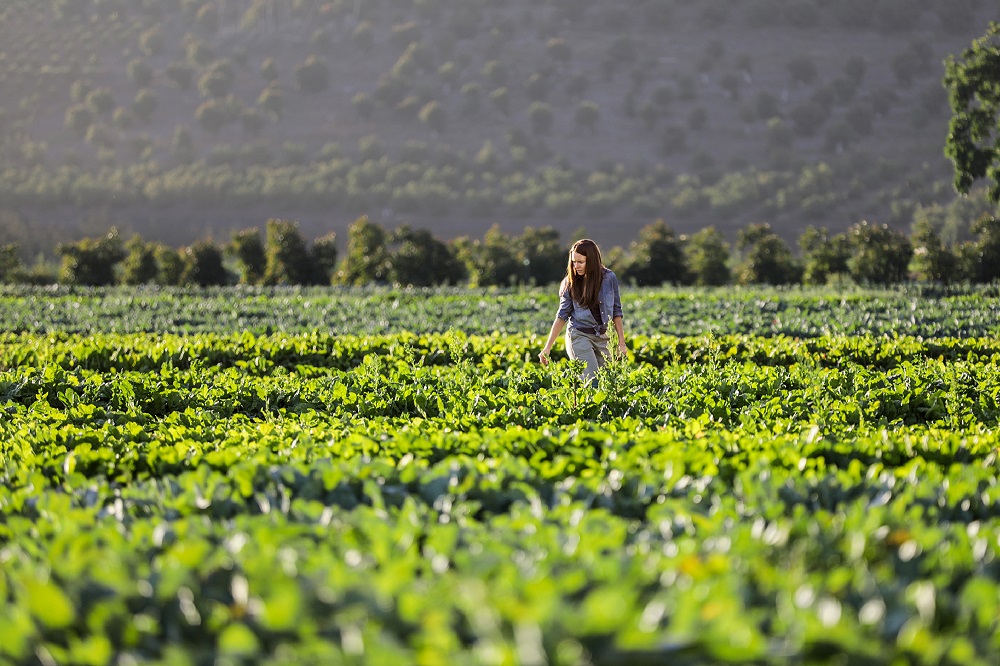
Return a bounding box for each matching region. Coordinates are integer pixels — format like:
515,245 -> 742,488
563,239 -> 604,308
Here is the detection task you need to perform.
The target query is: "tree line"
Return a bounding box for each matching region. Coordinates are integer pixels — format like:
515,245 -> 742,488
4,213 -> 1000,288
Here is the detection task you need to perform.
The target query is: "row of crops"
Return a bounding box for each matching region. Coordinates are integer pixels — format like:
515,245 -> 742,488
2,286 -> 1000,663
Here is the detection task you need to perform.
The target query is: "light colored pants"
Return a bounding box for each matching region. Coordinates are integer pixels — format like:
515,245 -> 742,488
566,328 -> 609,380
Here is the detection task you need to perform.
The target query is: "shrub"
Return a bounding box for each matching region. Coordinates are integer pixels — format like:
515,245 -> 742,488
57,228 -> 126,286
846,220 -> 913,285
311,232 -> 339,285
121,235 -> 159,285
684,226 -> 731,286
182,240 -> 229,287
127,58 -> 153,88
260,57 -> 278,82
240,108 -> 267,137
786,55 -> 818,87
264,219 -> 313,285
454,224 -> 520,287
419,101 -> 446,133
736,223 -> 801,285
798,226 -> 850,286
85,87 -> 115,116
295,56 -> 329,93
621,220 -> 688,286
575,101 -> 600,131
138,26 -> 164,56
908,219 -> 957,283
195,99 -> 227,133
258,85 -> 284,119
515,226 -> 564,285
65,104 -> 94,136
387,225 -> 464,286
131,89 -> 158,123
165,62 -> 194,90
336,215 -> 389,285
528,102 -> 554,135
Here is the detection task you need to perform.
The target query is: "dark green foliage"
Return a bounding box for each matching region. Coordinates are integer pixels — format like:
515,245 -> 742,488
154,244 -> 186,286
961,214 -> 1000,282
846,220 -> 913,285
736,223 -> 801,285
295,56 -> 330,93
57,228 -> 126,286
121,235 -> 159,285
799,226 -> 850,286
310,232 -> 339,285
684,226 -> 731,287
229,228 -> 266,285
455,224 -> 521,287
909,219 -> 957,283
620,220 -> 688,286
418,101 -> 446,133
0,243 -> 22,283
515,226 -> 564,286
944,22 -> 1000,204
263,219 -> 312,286
337,215 -> 390,286
182,239 -> 228,287
387,225 -> 464,287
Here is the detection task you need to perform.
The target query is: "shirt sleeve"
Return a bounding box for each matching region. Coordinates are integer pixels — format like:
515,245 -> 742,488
557,279 -> 573,321
609,271 -> 623,319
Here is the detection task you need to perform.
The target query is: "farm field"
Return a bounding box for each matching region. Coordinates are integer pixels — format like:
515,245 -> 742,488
2,286 -> 1000,664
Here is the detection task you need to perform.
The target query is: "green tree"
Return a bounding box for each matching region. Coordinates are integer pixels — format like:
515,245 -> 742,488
310,232 -> 339,285
455,225 -> 521,287
798,226 -> 850,286
574,101 -> 600,132
908,219 -> 957,283
336,215 -> 389,285
182,240 -> 229,287
528,102 -> 554,135
515,226 -> 564,286
121,235 -> 159,285
0,244 -> 22,283
387,225 -> 464,286
736,223 -> 801,285
229,228 -> 266,285
684,226 -> 731,286
264,219 -> 313,285
959,214 -> 1000,282
57,228 -> 126,286
846,220 -> 913,285
154,244 -> 186,286
418,101 -> 446,133
295,56 -> 330,93
621,220 -> 688,286
944,22 -> 1000,204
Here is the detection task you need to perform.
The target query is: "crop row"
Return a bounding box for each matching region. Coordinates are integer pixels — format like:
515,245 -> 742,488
3,284 -> 1000,337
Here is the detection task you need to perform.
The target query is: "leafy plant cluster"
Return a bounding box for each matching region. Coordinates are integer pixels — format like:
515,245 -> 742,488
2,290 -> 1000,663
3,284 -> 1000,339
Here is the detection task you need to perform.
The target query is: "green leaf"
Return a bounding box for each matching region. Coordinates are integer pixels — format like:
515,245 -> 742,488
26,579 -> 76,630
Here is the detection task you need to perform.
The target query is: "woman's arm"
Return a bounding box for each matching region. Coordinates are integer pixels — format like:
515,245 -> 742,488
612,315 -> 627,357
538,317 -> 566,366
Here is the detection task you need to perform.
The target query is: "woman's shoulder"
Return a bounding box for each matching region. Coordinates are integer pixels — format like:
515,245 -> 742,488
558,276 -> 570,294
602,267 -> 618,282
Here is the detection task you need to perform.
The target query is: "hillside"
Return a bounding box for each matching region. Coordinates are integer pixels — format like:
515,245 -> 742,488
0,0 -> 996,255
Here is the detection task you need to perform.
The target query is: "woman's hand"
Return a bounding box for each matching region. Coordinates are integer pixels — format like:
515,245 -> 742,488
616,340 -> 628,358
538,349 -> 550,366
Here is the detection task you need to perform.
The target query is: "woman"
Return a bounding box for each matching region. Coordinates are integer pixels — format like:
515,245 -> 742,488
538,238 -> 626,380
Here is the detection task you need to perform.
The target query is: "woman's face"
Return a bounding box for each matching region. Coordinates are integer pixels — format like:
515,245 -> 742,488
571,251 -> 587,276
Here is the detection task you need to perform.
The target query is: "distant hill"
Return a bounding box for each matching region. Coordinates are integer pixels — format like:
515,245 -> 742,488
0,0 -> 997,255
